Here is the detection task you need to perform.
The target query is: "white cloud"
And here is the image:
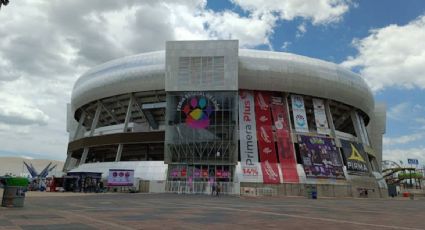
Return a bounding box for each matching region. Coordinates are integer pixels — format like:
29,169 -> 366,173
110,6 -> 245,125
384,147 -> 425,167
231,0 -> 351,24
281,41 -> 292,50
341,15 -> 425,91
0,0 -> 352,160
383,133 -> 425,146
387,102 -> 411,121
296,23 -> 307,38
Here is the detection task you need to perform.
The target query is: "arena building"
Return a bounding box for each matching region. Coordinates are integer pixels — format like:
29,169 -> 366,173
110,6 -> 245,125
64,40 -> 387,197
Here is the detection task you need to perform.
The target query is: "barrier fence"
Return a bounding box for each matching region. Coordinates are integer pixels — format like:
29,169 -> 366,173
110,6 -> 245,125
165,181 -> 239,195
159,181 -> 384,198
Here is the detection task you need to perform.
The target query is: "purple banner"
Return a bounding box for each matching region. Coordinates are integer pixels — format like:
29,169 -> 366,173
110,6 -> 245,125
298,135 -> 345,179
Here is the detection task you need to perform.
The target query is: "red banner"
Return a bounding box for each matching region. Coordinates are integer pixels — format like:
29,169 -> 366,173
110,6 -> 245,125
255,91 -> 281,184
271,96 -> 299,183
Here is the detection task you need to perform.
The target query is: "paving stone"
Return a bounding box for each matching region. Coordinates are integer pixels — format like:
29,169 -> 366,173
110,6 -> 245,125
20,223 -> 95,230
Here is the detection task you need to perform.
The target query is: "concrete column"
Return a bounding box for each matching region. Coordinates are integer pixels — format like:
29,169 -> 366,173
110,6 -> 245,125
115,95 -> 134,162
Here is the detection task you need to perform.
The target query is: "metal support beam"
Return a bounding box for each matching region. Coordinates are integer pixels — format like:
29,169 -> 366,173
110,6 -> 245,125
283,93 -> 296,143
100,101 -> 119,124
115,95 -> 134,162
80,102 -> 102,166
115,144 -> 123,162
132,95 -> 146,119
73,110 -> 86,141
90,102 -> 102,136
123,94 -> 134,132
142,110 -> 158,130
80,147 -> 89,165
132,95 -> 159,129
325,100 -> 337,139
62,151 -> 72,172
350,110 -> 363,143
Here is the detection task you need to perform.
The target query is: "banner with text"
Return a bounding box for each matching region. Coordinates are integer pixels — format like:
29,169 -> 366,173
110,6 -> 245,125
239,90 -> 262,182
107,169 -> 134,186
312,98 -> 330,135
340,140 -> 370,175
255,91 -> 280,184
298,135 -> 345,179
271,96 -> 299,182
291,95 -> 309,133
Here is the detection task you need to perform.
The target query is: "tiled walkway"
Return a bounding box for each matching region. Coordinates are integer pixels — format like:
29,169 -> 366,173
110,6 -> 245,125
1,193 -> 424,230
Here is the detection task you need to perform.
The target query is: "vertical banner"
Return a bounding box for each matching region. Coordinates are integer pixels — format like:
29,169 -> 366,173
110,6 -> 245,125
254,91 -> 280,184
239,90 -> 262,182
271,96 -> 299,182
298,135 -> 345,179
291,95 -> 309,133
312,98 -> 330,135
340,140 -> 370,175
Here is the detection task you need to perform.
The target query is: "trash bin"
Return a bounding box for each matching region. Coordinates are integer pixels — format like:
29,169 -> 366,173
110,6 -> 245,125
312,190 -> 317,199
1,177 -> 29,208
305,185 -> 317,199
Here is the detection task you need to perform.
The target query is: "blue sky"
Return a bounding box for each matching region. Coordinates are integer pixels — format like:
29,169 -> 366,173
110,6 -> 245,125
0,0 -> 424,166
207,0 -> 425,167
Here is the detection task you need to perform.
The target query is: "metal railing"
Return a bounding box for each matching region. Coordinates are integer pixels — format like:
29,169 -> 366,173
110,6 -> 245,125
165,181 -> 238,195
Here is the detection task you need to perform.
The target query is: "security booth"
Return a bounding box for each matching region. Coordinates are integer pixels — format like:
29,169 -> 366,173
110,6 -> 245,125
66,172 -> 102,193
1,177 -> 29,208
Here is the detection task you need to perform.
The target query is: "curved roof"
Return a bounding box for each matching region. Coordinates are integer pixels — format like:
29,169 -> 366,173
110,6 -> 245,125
71,49 -> 374,117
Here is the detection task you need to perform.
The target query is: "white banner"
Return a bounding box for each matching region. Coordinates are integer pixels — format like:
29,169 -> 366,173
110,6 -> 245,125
239,90 -> 262,182
107,169 -> 134,186
291,95 -> 309,133
312,98 -> 330,135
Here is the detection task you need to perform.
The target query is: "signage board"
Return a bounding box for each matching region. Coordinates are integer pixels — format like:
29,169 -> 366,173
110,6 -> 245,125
107,169 -> 134,186
408,159 -> 419,165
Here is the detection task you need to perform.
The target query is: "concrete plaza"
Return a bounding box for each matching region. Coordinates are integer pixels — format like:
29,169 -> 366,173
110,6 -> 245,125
0,193 -> 424,230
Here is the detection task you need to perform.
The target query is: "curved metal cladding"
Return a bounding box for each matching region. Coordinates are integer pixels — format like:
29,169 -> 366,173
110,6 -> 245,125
67,44 -> 386,196
71,49 -> 374,119
71,51 -> 166,113
238,49 -> 374,118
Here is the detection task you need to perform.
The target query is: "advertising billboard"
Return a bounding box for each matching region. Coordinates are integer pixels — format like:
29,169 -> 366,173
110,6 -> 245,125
340,140 -> 370,175
239,90 -> 262,182
291,95 -> 309,133
107,169 -> 134,186
254,91 -> 280,184
298,135 -> 345,179
408,159 -> 419,165
312,98 -> 330,135
271,96 -> 299,182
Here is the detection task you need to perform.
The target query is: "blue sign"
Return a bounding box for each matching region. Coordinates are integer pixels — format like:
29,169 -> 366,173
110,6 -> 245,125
407,159 -> 419,165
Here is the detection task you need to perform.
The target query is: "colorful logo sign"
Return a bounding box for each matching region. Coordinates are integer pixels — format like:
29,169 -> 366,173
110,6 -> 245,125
293,96 -> 304,108
340,140 -> 369,174
295,114 -> 306,126
348,144 -> 366,162
177,92 -> 219,129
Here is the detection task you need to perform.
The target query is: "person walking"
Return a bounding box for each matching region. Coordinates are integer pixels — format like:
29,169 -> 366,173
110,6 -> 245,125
211,182 -> 216,196
216,182 -> 220,197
